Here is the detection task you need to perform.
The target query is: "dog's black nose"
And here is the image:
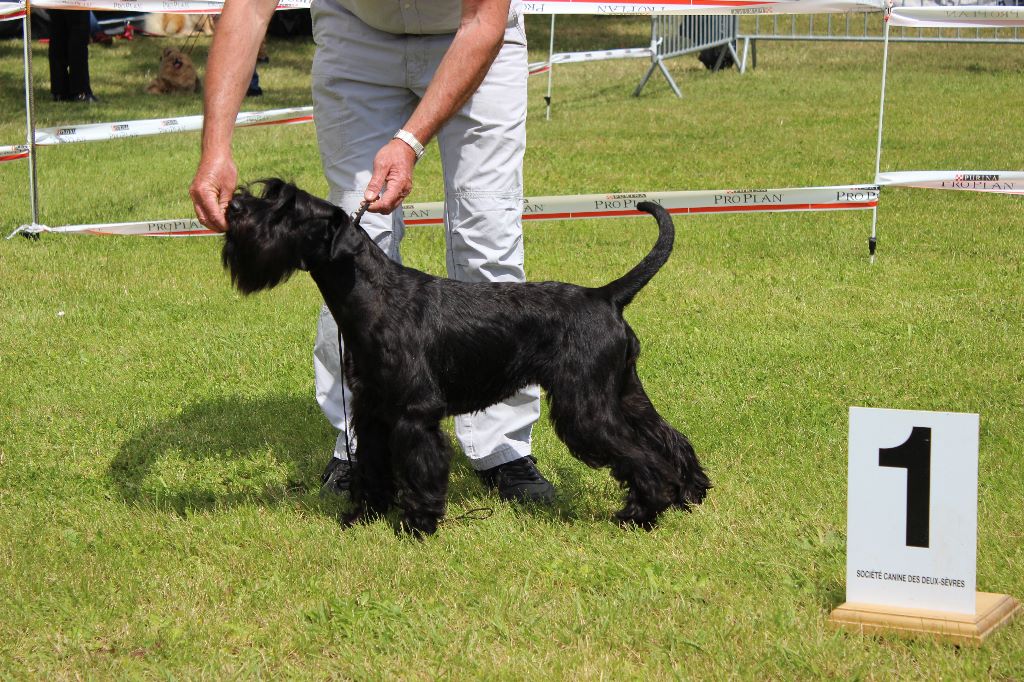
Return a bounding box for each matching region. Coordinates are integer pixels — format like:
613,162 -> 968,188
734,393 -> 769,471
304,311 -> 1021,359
228,196 -> 245,216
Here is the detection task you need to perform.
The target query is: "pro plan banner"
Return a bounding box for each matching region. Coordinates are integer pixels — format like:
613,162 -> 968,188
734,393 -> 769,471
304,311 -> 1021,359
520,0 -> 884,15
27,0 -> 886,15
403,184 -> 879,226
877,171 -> 1024,195
11,184 -> 879,238
0,2 -> 26,21
29,0 -> 307,13
0,145 -> 28,163
888,6 -> 1024,29
0,107 -> 312,155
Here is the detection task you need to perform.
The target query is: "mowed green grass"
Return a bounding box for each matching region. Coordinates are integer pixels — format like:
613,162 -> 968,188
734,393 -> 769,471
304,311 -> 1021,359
1,15 -> 1022,678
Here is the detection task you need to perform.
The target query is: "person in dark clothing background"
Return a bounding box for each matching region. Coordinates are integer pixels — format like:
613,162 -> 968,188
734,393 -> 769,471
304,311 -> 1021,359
48,9 -> 97,102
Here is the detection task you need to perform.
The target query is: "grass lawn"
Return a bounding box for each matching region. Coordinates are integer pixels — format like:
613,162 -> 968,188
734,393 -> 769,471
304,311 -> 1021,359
1,14 -> 1023,679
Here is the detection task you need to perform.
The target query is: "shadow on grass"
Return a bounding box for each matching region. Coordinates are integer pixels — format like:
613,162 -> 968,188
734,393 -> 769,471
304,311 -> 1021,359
109,393 -> 332,515
107,393 -> 572,528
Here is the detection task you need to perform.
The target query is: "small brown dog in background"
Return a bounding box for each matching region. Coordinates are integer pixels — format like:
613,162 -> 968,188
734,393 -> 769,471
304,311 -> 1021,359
145,47 -> 201,95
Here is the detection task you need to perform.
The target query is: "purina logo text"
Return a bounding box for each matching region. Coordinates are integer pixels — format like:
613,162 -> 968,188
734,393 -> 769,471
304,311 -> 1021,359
956,174 -> 998,182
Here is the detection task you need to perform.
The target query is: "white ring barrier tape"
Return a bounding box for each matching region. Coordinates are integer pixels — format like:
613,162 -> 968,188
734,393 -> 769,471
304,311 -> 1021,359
0,107 -> 313,160
22,0 -> 885,15
528,47 -> 657,76
887,6 -> 1024,29
877,171 -> 1024,195
0,3 -> 26,22
405,184 -> 879,225
8,184 -> 879,239
549,46 -> 656,64
1,146 -> 29,163
29,0 -> 307,13
520,0 -> 884,15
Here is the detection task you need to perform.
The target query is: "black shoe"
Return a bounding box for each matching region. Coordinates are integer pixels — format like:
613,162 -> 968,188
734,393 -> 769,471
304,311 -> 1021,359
478,456 -> 555,504
320,456 -> 352,496
73,92 -> 99,103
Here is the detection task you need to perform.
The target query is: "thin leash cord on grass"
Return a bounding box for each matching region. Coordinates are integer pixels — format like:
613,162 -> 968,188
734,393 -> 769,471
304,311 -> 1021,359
442,507 -> 494,524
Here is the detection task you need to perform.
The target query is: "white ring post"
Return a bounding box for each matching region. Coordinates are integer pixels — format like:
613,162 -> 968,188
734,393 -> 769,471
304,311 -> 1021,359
545,14 -> 555,121
22,0 -> 40,228
870,6 -> 893,262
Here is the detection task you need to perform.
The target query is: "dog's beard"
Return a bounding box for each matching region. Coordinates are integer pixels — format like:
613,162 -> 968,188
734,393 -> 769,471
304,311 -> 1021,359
222,224 -> 301,294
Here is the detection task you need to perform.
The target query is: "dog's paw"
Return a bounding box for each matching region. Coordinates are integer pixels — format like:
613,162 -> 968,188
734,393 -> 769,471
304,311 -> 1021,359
614,505 -> 659,531
339,504 -> 385,529
400,513 -> 440,539
681,471 -> 712,507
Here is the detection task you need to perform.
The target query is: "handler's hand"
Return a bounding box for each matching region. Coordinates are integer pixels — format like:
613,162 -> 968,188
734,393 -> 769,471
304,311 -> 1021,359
365,139 -> 418,214
189,152 -> 238,232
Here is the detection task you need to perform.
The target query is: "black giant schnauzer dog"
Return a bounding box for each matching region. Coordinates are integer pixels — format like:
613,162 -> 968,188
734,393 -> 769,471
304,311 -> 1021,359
224,179 -> 711,535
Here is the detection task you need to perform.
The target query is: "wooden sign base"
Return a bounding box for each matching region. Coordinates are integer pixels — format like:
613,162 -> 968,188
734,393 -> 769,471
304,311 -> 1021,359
829,592 -> 1020,646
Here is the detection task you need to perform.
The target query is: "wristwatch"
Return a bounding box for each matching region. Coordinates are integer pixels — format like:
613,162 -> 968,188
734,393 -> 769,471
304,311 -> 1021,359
393,129 -> 425,161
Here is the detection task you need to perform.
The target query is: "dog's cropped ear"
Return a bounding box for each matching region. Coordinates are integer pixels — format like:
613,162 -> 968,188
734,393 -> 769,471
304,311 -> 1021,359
269,183 -> 298,223
328,208 -> 364,261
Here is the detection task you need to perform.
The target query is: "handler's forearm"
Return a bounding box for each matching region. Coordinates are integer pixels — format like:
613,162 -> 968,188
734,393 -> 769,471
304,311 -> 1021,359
200,0 -> 278,157
401,3 -> 510,145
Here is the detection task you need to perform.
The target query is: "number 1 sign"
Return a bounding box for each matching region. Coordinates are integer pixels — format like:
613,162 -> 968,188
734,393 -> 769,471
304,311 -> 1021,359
847,407 -> 978,614
831,407 -> 1020,644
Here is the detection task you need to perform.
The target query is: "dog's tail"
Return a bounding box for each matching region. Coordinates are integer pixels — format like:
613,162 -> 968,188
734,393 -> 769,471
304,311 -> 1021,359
597,201 -> 675,309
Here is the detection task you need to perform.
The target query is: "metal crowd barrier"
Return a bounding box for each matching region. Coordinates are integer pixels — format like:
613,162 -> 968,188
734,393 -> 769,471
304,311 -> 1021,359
635,15 -> 741,97
737,3 -> 1023,71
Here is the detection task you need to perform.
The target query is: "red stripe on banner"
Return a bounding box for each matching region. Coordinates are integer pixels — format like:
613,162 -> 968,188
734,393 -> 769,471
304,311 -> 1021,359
404,200 -> 876,225
586,0 -> 777,5
809,201 -> 878,210
689,0 -> 776,5
564,209 -> 645,219
144,230 -> 220,237
83,229 -> 218,236
0,152 -> 29,163
247,115 -> 314,127
525,212 -> 573,220
691,203 -> 812,213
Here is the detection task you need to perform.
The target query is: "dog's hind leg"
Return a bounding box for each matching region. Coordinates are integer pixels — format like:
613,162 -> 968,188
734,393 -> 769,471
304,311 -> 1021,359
548,389 -> 676,528
389,412 -> 453,537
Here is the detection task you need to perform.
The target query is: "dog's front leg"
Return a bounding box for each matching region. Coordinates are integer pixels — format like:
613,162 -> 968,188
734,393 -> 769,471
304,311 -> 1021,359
389,413 -> 453,538
342,409 -> 394,528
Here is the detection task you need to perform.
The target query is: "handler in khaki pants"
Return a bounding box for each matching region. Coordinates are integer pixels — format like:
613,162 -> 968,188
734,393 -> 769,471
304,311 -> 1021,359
189,0 -> 555,504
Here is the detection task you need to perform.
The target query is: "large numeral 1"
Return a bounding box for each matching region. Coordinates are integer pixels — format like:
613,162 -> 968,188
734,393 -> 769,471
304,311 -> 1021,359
879,426 -> 932,548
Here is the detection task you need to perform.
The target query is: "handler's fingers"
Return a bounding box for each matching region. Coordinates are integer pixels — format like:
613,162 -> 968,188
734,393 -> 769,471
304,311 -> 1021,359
371,175 -> 411,214
190,185 -> 228,232
189,158 -> 236,232
366,139 -> 416,214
